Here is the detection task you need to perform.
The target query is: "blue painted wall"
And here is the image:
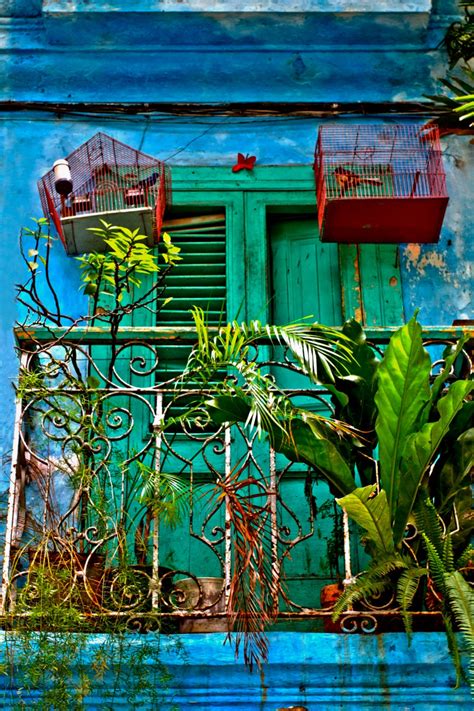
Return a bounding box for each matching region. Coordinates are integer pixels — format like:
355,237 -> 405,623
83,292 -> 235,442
0,2 -> 472,705
122,631 -> 472,709
0,632 -> 471,709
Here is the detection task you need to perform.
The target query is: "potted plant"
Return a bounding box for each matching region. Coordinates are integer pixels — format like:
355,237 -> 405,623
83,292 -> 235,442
328,317 -> 473,688
157,306 -> 359,667
166,309 -> 472,673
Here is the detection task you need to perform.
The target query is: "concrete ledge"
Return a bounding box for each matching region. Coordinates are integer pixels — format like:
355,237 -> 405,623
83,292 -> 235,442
0,632 -> 470,709
41,1 -> 433,14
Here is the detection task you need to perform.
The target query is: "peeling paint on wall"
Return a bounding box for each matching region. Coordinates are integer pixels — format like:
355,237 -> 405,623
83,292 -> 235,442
403,245 -> 449,277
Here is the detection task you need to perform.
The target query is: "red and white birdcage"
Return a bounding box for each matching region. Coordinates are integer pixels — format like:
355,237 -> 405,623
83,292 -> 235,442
38,132 -> 171,254
314,124 -> 449,243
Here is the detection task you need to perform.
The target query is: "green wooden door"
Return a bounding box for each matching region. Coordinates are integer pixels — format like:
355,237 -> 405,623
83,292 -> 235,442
270,216 -> 343,326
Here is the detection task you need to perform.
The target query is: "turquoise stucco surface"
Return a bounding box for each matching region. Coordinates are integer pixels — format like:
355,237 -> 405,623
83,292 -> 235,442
0,632 -> 471,709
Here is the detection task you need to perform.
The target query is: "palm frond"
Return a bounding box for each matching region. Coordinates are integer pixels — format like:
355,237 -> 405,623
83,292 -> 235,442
137,465 -> 191,528
261,322 -> 353,383
186,308 -> 354,386
214,470 -> 279,671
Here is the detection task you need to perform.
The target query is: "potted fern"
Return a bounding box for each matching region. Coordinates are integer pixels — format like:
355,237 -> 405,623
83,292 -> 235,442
330,317 -> 473,689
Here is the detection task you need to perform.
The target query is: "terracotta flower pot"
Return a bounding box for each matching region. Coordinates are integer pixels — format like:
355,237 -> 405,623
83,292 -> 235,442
320,582 -> 345,632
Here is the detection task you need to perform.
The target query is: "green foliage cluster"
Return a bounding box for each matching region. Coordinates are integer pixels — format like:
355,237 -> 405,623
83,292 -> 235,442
170,309 -> 473,685
9,218 -> 187,706
1,536 -> 185,708
427,1 -> 474,129
77,222 -> 181,304
444,1 -> 474,68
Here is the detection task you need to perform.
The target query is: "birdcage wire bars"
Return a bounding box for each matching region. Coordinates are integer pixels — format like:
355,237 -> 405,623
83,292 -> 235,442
314,124 -> 449,243
38,132 -> 171,254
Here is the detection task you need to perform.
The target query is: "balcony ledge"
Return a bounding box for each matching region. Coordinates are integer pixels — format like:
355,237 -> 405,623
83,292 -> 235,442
0,632 -> 470,709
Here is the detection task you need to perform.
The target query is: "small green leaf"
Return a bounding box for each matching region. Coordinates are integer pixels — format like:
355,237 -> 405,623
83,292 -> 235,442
86,376 -> 100,389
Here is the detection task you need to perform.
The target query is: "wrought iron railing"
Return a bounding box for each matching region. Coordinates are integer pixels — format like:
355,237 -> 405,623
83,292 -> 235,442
1,325 -> 471,635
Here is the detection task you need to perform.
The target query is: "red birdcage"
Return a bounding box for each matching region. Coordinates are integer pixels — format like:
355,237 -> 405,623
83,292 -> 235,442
314,125 -> 449,243
38,132 -> 171,254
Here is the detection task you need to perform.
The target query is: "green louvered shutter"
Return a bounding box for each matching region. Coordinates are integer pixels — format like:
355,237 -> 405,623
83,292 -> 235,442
157,212 -> 227,378
158,213 -> 226,326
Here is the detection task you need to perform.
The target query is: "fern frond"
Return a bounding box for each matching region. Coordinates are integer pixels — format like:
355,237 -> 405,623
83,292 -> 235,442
456,545 -> 474,570
397,567 -> 427,643
332,554 -> 409,620
332,579 -> 389,619
422,533 -> 448,596
445,572 -> 474,694
414,498 -> 444,560
443,533 -> 455,574
443,613 -> 467,690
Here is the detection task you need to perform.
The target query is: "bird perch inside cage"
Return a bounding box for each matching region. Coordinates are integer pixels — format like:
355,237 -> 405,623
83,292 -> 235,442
314,124 -> 449,244
38,133 -> 171,255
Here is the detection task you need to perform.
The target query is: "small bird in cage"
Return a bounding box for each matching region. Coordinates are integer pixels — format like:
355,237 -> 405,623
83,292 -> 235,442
124,172 -> 161,207
334,166 -> 383,196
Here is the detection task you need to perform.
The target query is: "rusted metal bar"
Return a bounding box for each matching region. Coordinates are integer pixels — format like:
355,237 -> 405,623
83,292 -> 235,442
1,351 -> 28,614
224,426 -> 232,608
270,447 -> 280,615
151,391 -> 164,610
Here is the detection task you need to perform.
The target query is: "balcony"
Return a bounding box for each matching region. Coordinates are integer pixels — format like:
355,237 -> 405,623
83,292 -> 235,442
2,324 -> 471,649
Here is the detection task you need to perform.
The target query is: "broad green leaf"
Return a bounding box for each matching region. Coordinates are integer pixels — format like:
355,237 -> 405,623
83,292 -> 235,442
207,395 -> 356,494
273,419 -> 357,495
206,395 -> 251,424
375,316 -> 431,517
336,485 -> 394,554
331,320 -> 380,428
394,380 -> 473,544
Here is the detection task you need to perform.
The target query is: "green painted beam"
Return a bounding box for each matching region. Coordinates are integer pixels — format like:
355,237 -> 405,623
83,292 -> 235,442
14,325 -> 473,345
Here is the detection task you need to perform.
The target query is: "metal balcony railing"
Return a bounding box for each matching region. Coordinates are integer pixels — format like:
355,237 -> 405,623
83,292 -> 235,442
1,325 -> 471,636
